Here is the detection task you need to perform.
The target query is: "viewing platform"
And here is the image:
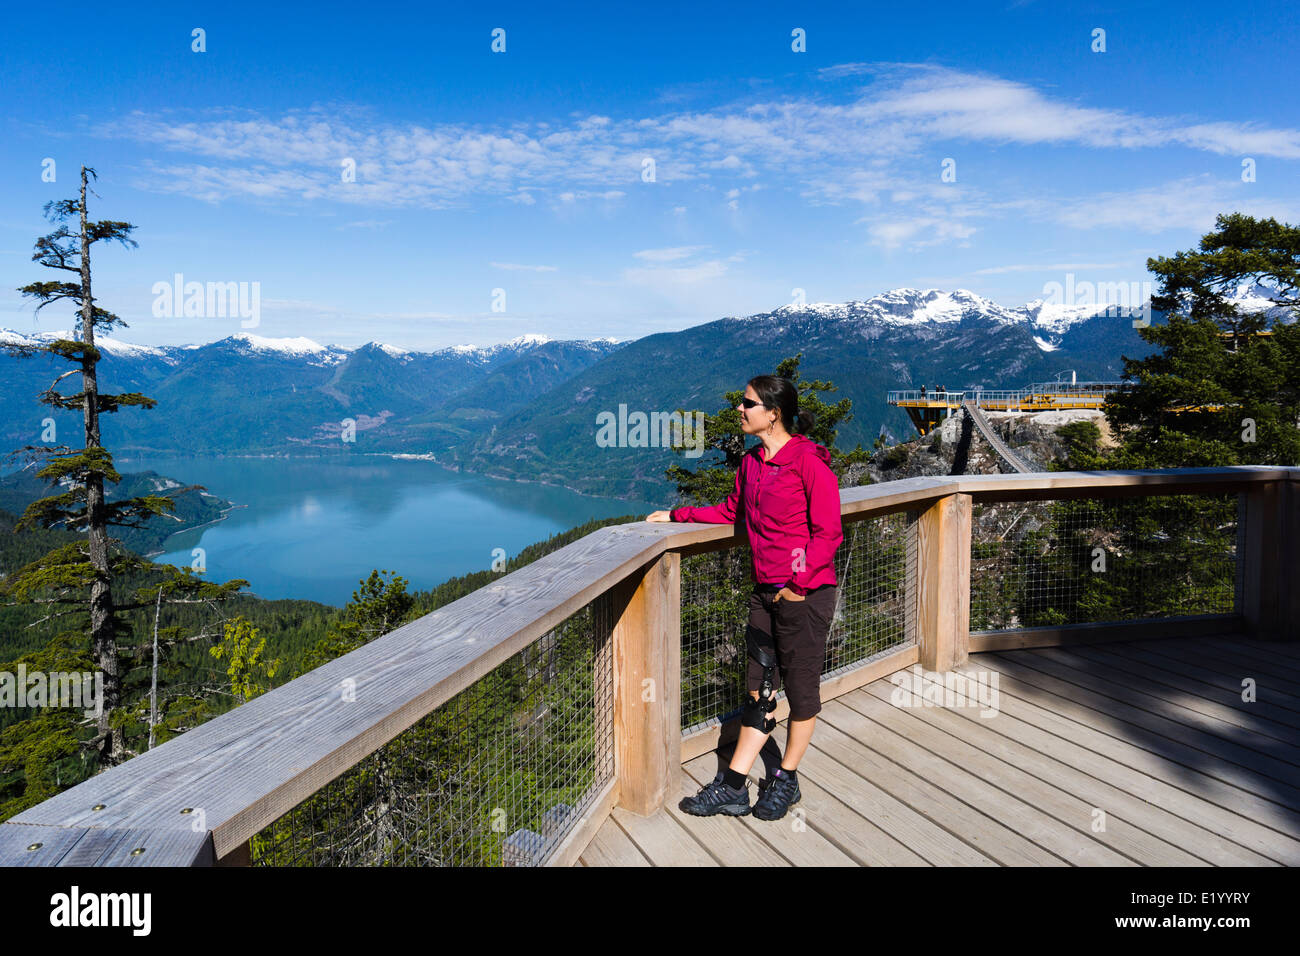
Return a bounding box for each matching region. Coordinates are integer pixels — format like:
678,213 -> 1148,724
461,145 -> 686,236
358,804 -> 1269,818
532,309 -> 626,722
584,634 -> 1298,865
1,466 -> 1296,868
887,381 -> 1124,436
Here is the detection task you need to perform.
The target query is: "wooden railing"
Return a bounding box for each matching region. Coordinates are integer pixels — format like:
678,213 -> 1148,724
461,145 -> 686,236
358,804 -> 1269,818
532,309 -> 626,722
0,465 -> 1294,866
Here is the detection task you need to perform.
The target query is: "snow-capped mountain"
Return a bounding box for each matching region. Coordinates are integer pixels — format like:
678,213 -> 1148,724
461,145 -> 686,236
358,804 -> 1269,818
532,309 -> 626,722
769,288 -> 1018,325
0,328 -> 605,368
0,328 -> 188,363
753,283 -> 1291,351
762,288 -> 1119,348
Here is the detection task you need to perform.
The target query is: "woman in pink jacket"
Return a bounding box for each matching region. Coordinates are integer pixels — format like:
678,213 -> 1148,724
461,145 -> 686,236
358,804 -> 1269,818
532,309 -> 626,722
647,374 -> 843,821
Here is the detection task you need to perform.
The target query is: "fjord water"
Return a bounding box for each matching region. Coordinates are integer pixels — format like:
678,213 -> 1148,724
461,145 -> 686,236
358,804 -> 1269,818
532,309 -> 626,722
119,455 -> 660,607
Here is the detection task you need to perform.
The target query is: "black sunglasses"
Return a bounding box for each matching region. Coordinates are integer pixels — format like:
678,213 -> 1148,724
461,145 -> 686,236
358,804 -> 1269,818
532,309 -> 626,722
739,398 -> 766,409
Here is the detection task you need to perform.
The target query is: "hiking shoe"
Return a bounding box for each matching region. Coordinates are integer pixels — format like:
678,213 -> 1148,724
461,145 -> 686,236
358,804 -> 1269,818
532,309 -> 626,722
679,772 -> 751,816
752,768 -> 800,821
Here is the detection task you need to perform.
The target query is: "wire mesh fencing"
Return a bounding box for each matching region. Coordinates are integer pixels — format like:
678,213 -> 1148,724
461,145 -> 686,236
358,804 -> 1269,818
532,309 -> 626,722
249,598 -> 614,867
678,510 -> 919,733
969,492 -> 1243,631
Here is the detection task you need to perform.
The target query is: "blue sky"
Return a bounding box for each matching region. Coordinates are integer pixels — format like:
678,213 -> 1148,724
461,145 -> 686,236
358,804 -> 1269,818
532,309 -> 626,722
2,0 -> 1298,350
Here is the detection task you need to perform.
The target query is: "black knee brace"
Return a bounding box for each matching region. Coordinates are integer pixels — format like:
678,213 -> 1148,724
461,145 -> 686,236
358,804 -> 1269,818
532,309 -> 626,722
742,624 -> 778,733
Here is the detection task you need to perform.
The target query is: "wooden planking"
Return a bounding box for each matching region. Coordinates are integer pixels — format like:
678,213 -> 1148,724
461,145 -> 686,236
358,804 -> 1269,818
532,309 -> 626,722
969,617 -> 1243,652
1177,635 -> 1300,677
91,828 -> 213,867
856,678 -> 1210,866
933,466 -> 1292,505
775,732 -> 996,866
680,759 -> 858,866
897,663 -> 1277,865
578,816 -> 652,867
950,658 -> 1300,858
838,467 -> 1292,517
583,637 -> 1299,866
990,648 -> 1300,794
610,804 -> 718,866
1039,644 -> 1300,747
765,723 -> 931,865
663,769 -> 791,867
1216,636 -> 1300,661
0,824 -> 95,867
1067,642 -> 1300,736
1103,639 -> 1300,715
807,706 -> 1062,864
0,822 -> 212,868
840,687 -> 1167,865
822,696 -> 1133,865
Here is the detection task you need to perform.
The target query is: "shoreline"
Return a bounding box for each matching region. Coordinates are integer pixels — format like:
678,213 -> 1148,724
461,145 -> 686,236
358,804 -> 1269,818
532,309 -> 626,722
143,503 -> 245,559
120,449 -> 667,510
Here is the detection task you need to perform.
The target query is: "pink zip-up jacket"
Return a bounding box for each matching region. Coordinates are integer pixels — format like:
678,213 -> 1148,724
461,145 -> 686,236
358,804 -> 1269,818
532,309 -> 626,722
670,433 -> 843,594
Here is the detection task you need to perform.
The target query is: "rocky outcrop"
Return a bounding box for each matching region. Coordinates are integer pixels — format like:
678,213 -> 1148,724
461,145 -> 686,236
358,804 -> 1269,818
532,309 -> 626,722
839,408 -> 1114,486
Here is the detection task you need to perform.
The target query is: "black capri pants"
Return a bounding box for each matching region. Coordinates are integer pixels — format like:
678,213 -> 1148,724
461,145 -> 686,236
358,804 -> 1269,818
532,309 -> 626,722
746,582 -> 838,720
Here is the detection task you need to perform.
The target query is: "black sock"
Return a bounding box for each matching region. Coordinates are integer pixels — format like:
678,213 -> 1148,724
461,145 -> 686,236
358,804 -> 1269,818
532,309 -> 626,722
777,766 -> 798,781
723,768 -> 747,790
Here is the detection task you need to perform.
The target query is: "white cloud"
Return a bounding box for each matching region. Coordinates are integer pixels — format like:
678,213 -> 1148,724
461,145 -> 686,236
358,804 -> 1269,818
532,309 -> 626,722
624,260 -> 728,285
972,261 -> 1127,275
1046,176 -> 1300,232
490,262 -> 558,272
91,64 -> 1300,212
633,245 -> 710,262
865,217 -> 977,250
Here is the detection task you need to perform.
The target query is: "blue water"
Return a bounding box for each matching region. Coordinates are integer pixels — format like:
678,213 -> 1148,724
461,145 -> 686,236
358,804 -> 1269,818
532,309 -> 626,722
117,455 -> 661,608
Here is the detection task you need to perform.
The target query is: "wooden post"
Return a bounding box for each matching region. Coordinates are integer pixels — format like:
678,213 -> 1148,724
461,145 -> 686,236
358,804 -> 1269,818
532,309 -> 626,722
610,552 -> 681,815
215,839 -> 251,866
915,493 -> 971,671
1243,480 -> 1299,642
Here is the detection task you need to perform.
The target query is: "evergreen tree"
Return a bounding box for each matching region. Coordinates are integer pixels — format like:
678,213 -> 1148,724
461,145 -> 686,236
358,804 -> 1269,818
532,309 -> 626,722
298,570 -> 415,674
1084,212 -> 1300,471
0,166 -> 246,769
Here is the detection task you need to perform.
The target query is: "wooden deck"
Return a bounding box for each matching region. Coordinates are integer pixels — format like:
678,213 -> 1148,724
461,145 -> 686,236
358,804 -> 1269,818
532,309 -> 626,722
578,634 -> 1300,866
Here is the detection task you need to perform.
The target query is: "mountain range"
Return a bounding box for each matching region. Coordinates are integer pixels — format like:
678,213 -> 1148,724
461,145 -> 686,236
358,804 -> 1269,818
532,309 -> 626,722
1,285 -> 1290,501
0,330 -> 625,458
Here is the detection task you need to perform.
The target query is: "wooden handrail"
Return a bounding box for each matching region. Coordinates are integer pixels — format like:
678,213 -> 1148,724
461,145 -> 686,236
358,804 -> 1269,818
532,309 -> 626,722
0,465 -> 1293,866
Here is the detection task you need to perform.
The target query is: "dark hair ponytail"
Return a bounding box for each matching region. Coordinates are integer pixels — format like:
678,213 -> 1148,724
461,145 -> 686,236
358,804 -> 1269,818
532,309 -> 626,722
748,374 -> 816,436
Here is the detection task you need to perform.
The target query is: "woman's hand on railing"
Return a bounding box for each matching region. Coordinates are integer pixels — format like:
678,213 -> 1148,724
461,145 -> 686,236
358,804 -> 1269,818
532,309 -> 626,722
646,510 -> 672,522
